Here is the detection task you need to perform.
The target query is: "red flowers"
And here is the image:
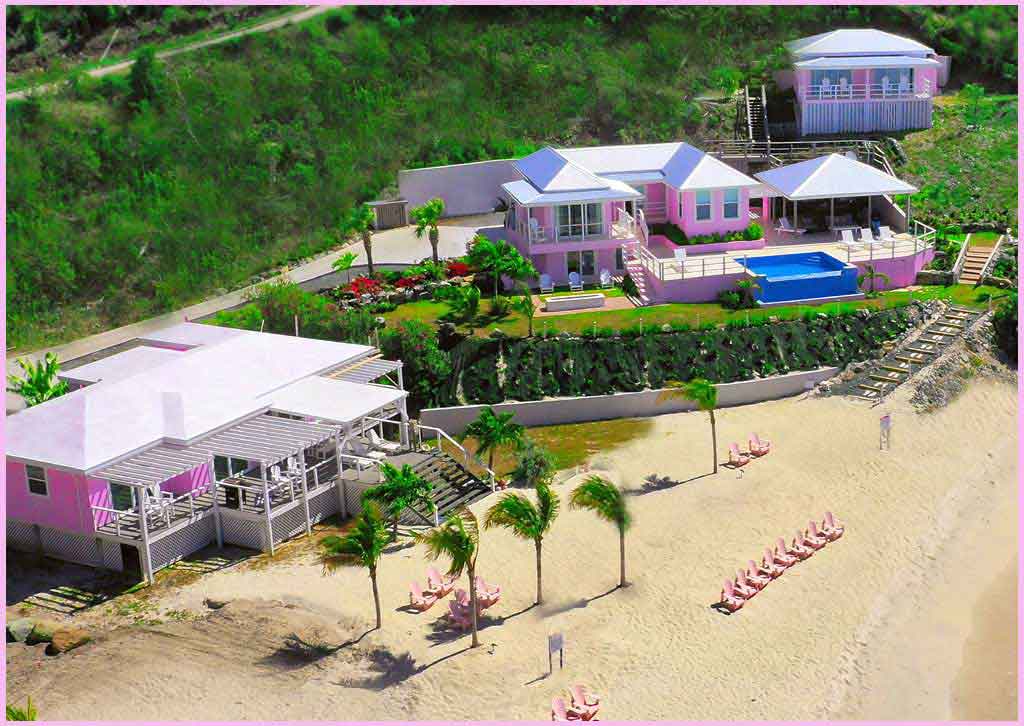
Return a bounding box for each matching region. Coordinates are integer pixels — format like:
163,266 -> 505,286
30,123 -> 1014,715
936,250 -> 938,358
395,274 -> 425,289
446,260 -> 472,278
347,276 -> 383,295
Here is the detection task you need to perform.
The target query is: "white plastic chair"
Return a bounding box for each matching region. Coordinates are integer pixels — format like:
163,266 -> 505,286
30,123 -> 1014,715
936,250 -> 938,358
599,269 -> 612,288
539,273 -> 554,293
568,271 -> 583,291
367,429 -> 402,454
529,217 -> 547,243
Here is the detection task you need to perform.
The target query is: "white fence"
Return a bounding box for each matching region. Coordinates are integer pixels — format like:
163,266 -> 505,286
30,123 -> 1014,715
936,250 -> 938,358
421,368 -> 838,435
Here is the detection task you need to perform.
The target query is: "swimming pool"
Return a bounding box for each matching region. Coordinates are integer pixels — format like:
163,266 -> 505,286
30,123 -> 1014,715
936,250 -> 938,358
739,252 -> 860,304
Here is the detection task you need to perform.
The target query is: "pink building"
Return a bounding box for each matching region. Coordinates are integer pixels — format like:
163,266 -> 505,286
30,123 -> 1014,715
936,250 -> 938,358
500,143 -> 763,288
781,29 -> 945,135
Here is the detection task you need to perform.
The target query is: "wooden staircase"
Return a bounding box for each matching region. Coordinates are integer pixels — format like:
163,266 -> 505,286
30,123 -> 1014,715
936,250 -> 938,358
959,245 -> 996,285
623,254 -> 652,306
398,451 -> 492,527
747,88 -> 768,142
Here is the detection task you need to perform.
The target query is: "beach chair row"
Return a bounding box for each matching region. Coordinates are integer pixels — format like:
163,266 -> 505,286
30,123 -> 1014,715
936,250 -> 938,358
719,512 -> 845,612
729,432 -> 771,467
409,566 -> 501,629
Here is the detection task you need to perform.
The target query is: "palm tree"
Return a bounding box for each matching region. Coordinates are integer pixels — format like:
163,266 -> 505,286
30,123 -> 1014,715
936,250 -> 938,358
510,284 -> 537,336
411,197 -> 445,263
484,479 -> 559,604
658,378 -> 719,473
463,406 -> 524,472
362,463 -> 436,540
343,203 -> 377,277
735,278 -> 761,308
417,507 -> 483,647
331,250 -> 358,284
467,236 -> 536,298
569,476 -> 631,588
8,353 -> 69,408
320,501 -> 390,629
858,265 -> 892,296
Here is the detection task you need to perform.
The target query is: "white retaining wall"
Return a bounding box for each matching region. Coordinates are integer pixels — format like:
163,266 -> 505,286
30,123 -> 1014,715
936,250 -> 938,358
398,159 -> 520,217
421,368 -> 839,435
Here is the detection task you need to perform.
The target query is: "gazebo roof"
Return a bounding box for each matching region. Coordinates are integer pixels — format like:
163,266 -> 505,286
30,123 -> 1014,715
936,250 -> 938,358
754,154 -> 918,201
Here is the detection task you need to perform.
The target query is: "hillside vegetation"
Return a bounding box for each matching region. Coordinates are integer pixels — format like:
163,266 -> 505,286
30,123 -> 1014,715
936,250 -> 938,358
6,5 -> 1018,352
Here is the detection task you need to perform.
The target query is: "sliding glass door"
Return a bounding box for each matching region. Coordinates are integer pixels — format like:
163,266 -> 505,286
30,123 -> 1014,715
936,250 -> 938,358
567,250 -> 596,279
556,203 -> 604,240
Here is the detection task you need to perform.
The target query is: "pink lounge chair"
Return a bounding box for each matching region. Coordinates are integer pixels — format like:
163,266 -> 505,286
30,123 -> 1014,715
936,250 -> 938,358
569,685 -> 600,720
807,520 -> 830,547
747,560 -> 771,588
822,511 -> 845,541
426,566 -> 456,597
733,571 -> 758,598
760,549 -> 787,578
552,697 -> 580,722
729,443 -> 750,467
720,579 -> 745,612
797,529 -> 824,552
749,433 -> 771,457
446,600 -> 472,629
474,576 -> 502,609
409,582 -> 438,612
774,539 -> 798,567
787,534 -> 813,560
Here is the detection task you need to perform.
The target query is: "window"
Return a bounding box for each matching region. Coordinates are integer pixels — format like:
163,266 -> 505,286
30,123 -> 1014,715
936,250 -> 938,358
695,191 -> 712,221
615,247 -> 625,271
811,69 -> 853,96
26,465 -> 47,496
584,203 -> 603,236
557,203 -> 604,240
723,188 -> 740,219
566,250 -> 596,277
214,456 -> 250,480
872,68 -> 913,94
109,482 -> 134,510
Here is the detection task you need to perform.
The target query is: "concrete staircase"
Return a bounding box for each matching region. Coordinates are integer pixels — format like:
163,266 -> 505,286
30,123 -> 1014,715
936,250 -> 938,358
398,451 -> 491,527
622,251 -> 652,306
959,245 -> 996,285
844,305 -> 983,401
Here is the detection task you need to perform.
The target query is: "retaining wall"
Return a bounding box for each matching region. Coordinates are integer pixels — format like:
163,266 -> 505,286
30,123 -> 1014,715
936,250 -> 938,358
398,159 -> 520,217
421,367 -> 838,435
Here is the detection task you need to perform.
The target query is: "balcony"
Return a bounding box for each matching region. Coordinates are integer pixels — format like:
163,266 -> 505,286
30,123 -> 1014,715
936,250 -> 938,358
527,208 -> 639,245
802,79 -> 932,102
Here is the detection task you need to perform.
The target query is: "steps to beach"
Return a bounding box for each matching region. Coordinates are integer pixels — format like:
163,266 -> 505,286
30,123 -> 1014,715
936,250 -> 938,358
398,451 -> 491,527
623,255 -> 652,306
958,246 -> 996,285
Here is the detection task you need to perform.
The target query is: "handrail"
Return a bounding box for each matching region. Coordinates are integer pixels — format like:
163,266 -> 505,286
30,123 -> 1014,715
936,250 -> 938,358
760,84 -> 771,145
977,236 -> 1005,281
951,233 -> 971,281
802,80 -> 931,101
417,422 -> 498,491
744,86 -> 754,142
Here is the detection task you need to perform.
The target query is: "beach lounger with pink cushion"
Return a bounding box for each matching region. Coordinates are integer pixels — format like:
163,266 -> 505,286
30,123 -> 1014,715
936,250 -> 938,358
409,582 -> 438,612
760,549 -> 787,578
822,511 -> 845,541
446,600 -> 472,629
551,696 -> 580,722
728,443 -> 751,467
569,685 -> 600,720
797,528 -> 825,552
474,576 -> 501,608
807,520 -> 830,547
747,560 -> 771,588
733,571 -> 758,598
749,433 -> 771,457
720,579 -> 745,612
774,539 -> 798,567
426,566 -> 456,597
787,534 -> 813,560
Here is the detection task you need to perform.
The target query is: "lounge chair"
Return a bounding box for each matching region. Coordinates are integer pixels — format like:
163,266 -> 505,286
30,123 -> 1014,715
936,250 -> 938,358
760,549 -> 787,578
446,600 -> 472,629
599,268 -> 612,288
426,566 -> 456,597
568,271 -> 583,292
787,534 -> 814,560
720,579 -> 745,612
551,697 -> 580,722
409,582 -> 438,612
807,520 -> 830,547
822,511 -> 845,541
798,528 -> 825,552
733,572 -> 757,599
346,439 -> 387,463
859,227 -> 876,243
747,560 -> 772,588
728,443 -> 750,468
774,216 -> 807,235
569,685 -> 600,721
737,568 -> 764,595
474,576 -> 501,609
749,433 -> 770,457
367,429 -> 402,454
773,540 -> 798,567
838,229 -> 859,250
529,217 -> 547,243
877,225 -> 895,242
539,273 -> 554,294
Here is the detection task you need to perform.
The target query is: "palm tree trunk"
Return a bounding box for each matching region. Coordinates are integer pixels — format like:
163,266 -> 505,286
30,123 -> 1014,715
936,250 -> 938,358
710,410 -> 718,474
430,228 -> 439,263
468,563 -> 480,648
618,527 -> 627,588
363,233 -> 374,278
493,272 -> 500,299
535,539 -> 543,605
488,449 -> 495,473
370,566 -> 382,630
392,515 -> 399,542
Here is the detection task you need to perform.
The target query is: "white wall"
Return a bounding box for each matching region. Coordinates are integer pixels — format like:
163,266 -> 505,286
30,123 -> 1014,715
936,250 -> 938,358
398,159 -> 521,218
421,368 -> 839,435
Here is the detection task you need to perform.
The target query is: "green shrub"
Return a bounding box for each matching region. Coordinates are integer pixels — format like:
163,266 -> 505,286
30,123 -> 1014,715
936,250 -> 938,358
619,272 -> 639,298
991,292 -> 1017,365
510,437 -> 555,487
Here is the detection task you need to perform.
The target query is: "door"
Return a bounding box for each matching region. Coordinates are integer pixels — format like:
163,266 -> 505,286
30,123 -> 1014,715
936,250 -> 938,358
109,482 -> 136,511
120,543 -> 142,578
566,251 -> 596,281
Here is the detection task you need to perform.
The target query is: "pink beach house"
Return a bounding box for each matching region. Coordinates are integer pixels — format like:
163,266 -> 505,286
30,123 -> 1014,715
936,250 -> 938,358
779,29 -> 945,135
500,143 -> 763,288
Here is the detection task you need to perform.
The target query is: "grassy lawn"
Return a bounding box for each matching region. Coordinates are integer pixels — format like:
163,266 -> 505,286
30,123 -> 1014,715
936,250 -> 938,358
540,285 -> 626,299
966,231 -> 1002,248
382,284 -> 1005,338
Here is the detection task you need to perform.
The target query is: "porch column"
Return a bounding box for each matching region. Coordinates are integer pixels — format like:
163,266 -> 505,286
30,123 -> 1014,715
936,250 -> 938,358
830,198 -> 835,230
333,431 -> 347,519
399,397 -> 410,450
794,200 -> 799,230
209,455 -> 222,548
299,452 -> 312,536
906,195 -> 912,236
260,463 -> 274,556
138,487 -> 155,584
867,195 -> 872,227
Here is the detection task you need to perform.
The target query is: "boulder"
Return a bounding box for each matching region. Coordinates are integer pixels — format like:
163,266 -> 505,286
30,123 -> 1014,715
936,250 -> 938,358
204,598 -> 229,610
26,620 -> 60,645
7,618 -> 35,643
46,627 -> 91,655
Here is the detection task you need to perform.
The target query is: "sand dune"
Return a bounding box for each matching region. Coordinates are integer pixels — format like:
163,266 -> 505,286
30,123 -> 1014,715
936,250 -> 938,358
6,379 -> 1016,720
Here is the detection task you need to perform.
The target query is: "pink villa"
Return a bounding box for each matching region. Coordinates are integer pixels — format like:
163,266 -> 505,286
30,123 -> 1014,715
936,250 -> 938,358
776,28 -> 946,135
6,323 -> 489,582
497,141 -> 935,306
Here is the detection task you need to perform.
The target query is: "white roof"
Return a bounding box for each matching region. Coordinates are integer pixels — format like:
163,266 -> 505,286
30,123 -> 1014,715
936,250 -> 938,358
6,324 -> 376,472
59,346 -> 185,386
139,321 -> 246,349
266,377 -> 406,424
754,154 -> 919,201
506,143 -> 759,206
788,29 -> 934,58
794,55 -> 941,70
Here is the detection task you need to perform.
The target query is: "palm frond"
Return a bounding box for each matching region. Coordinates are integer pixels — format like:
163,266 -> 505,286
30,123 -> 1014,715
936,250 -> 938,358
484,491 -> 540,540
570,475 -> 630,531
320,502 -> 389,574
416,506 -> 478,577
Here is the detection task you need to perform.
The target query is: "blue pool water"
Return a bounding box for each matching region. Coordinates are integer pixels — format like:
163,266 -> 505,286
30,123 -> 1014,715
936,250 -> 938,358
739,252 -> 859,304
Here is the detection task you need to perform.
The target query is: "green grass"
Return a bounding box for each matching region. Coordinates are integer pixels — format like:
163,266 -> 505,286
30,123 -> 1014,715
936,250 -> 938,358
967,231 -> 1001,248
381,284 -> 1002,338
539,285 -> 626,299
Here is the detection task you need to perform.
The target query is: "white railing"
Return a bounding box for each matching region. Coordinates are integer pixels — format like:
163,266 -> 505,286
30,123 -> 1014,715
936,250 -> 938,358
416,422 -> 497,491
614,207 -> 636,237
91,505 -> 140,538
803,79 -> 931,101
528,221 -> 635,245
636,208 -> 649,246
978,236 -> 1005,280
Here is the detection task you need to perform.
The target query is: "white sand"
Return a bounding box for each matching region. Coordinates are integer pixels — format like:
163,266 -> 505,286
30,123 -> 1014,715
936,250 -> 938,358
8,379 -> 1016,720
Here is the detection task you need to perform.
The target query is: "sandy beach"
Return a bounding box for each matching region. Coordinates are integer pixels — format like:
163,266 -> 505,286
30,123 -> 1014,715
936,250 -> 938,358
6,377 -> 1016,721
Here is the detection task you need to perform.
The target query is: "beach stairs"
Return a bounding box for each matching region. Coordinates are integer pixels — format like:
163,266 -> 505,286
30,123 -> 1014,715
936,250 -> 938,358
622,251 -> 653,306
398,451 -> 491,527
958,245 -> 997,285
847,305 -> 984,401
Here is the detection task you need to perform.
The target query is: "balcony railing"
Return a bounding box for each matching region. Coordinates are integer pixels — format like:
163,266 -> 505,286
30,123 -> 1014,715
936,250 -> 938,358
802,79 -> 931,102
526,217 -> 636,245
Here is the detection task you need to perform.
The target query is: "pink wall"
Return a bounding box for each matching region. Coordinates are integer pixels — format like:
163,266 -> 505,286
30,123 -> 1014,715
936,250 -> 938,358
653,234 -> 765,256
162,463 -> 212,496
6,461 -> 100,534
645,271 -> 748,305
851,248 -> 935,290
678,189 -> 751,238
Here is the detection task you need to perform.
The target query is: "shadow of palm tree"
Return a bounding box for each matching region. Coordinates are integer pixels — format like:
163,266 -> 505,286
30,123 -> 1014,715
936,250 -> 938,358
423,601 -> 537,646
540,586 -> 618,616
259,627 -> 376,671
625,472 -> 712,495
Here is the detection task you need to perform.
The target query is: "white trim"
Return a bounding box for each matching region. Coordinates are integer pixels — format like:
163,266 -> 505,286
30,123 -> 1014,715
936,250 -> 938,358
25,464 -> 50,499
